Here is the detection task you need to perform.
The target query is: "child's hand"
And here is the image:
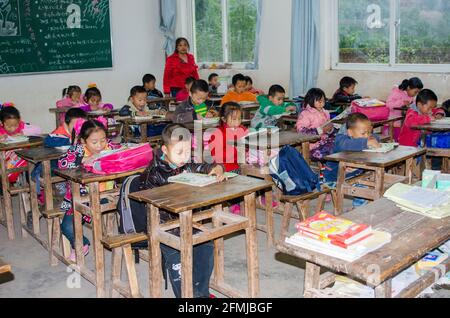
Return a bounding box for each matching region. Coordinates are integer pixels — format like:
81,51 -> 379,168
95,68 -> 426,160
430,116 -> 437,122
434,114 -> 444,120
209,165 -> 225,182
286,106 -> 297,114
137,111 -> 150,117
323,124 -> 334,134
403,100 -> 412,107
368,137 -> 381,149
206,110 -> 219,118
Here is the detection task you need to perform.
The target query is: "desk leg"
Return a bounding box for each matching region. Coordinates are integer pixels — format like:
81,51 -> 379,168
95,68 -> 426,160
27,162 -> 40,235
180,210 -> 194,298
55,114 -> 59,130
42,160 -> 58,265
124,123 -> 130,143
405,158 -> 414,185
264,189 -> 274,247
1,151 -> 14,240
375,279 -> 392,298
148,204 -> 162,298
212,205 -> 225,286
302,142 -> 311,164
388,122 -> 394,142
336,162 -> 346,216
304,262 -> 320,294
244,193 -> 259,298
89,182 -> 105,298
374,168 -> 385,200
72,182 -> 85,267
141,123 -> 148,144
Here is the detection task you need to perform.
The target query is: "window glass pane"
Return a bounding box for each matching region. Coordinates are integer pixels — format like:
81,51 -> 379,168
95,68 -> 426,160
228,0 -> 257,63
397,0 -> 450,64
338,0 -> 390,63
194,0 -> 223,62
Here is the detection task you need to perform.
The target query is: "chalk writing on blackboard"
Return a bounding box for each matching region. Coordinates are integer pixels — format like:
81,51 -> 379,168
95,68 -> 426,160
0,0 -> 21,36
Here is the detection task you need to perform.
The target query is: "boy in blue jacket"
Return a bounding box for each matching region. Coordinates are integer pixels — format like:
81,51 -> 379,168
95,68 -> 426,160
323,113 -> 381,208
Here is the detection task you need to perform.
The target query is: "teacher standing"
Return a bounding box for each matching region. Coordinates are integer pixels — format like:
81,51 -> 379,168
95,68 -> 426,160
163,37 -> 200,97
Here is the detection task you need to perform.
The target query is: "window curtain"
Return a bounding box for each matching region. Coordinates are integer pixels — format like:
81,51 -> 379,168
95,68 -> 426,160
247,0 -> 263,69
159,0 -> 177,57
290,0 -> 321,97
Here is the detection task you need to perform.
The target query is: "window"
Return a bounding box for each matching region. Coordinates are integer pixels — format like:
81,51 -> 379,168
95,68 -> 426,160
193,0 -> 259,66
332,0 -> 450,71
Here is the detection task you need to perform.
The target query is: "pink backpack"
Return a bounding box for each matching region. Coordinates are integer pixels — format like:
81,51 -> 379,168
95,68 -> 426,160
84,144 -> 153,175
351,99 -> 390,121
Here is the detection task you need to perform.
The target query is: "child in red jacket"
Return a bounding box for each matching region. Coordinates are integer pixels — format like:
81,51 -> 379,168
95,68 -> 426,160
399,89 -> 439,147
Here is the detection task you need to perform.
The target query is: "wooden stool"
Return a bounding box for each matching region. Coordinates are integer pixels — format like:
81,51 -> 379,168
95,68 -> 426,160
279,187 -> 337,243
41,209 -> 71,266
101,233 -> 148,298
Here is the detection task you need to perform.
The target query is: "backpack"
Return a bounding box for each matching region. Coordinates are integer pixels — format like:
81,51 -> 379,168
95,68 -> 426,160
83,143 -> 153,175
269,146 -> 321,196
351,99 -> 390,121
117,175 -> 147,235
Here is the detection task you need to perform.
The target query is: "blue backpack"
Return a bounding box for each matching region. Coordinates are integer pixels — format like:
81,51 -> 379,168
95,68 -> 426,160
269,146 -> 321,196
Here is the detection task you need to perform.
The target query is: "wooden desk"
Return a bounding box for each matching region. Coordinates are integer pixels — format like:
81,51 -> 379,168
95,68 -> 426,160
147,97 -> 176,111
16,147 -> 67,264
394,106 -> 410,118
54,167 -> 146,297
118,117 -> 170,144
325,146 -> 426,214
239,103 -> 260,120
413,122 -> 450,172
0,136 -> 44,240
277,198 -> 450,298
0,258 -> 11,275
49,108 -> 120,128
130,176 -> 272,298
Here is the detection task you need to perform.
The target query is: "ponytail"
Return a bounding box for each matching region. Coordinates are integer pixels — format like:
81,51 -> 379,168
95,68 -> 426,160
399,77 -> 424,91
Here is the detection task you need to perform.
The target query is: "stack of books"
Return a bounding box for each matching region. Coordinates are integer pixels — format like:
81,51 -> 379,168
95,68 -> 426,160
353,98 -> 386,107
285,212 -> 392,262
384,183 -> 450,219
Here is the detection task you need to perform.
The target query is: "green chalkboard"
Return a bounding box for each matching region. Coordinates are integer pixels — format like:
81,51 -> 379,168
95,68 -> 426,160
0,0 -> 112,75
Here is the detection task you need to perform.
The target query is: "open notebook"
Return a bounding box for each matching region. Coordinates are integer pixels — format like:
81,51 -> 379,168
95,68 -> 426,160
168,172 -> 238,187
0,135 -> 29,145
363,143 -> 399,153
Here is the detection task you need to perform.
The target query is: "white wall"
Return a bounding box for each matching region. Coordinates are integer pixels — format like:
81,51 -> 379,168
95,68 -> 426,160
0,0 -> 166,133
177,0 -> 293,94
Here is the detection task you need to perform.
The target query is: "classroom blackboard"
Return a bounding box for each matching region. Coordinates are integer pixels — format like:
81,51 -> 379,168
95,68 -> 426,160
0,0 -> 113,75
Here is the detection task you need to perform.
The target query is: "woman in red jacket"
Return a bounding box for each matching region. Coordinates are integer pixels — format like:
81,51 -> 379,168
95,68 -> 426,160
163,38 -> 200,97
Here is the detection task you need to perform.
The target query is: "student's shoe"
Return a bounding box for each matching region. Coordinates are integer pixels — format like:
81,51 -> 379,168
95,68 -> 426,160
37,192 -> 45,206
69,245 -> 90,263
260,196 -> 279,208
230,204 -> 241,215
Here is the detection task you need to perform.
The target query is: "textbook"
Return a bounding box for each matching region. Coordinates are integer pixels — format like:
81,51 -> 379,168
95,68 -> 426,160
353,98 -> 386,108
0,135 -> 29,144
363,143 -> 399,153
168,172 -> 238,187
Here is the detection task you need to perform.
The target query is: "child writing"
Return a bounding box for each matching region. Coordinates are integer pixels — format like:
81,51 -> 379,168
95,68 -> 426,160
59,119 -> 119,262
296,88 -> 336,162
221,74 -> 257,106
175,77 -> 196,102
0,106 -> 25,141
332,77 -> 363,104
398,89 -> 440,147
172,80 -> 219,124
251,84 -> 297,130
208,73 -> 220,95
56,85 -> 83,108
80,87 -> 113,113
128,123 -> 225,298
44,108 -> 87,147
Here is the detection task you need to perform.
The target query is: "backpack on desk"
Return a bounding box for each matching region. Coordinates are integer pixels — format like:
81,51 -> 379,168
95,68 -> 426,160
269,146 -> 321,196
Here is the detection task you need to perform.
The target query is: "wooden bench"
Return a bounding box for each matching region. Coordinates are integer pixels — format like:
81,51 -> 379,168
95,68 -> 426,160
101,233 -> 148,298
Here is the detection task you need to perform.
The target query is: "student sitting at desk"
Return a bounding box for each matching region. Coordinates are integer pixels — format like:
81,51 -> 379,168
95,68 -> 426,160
245,76 -> 264,96
56,85 -> 83,125
208,73 -> 220,95
175,76 -> 196,103
331,76 -> 364,104
171,80 -> 219,124
80,87 -> 113,113
143,73 -> 164,100
127,123 -> 225,298
44,108 -> 87,147
220,74 -> 257,106
323,113 -> 381,208
296,88 -> 336,162
59,119 -> 121,262
251,84 -> 296,130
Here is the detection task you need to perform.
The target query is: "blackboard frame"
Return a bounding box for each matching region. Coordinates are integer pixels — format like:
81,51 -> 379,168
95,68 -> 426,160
0,0 -> 114,77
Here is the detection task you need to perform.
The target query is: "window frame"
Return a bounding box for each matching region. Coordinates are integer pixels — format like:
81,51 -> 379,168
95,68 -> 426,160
330,0 -> 450,73
190,0 -> 258,69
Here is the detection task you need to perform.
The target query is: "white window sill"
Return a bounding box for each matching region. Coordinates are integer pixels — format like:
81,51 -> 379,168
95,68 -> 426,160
331,63 -> 450,74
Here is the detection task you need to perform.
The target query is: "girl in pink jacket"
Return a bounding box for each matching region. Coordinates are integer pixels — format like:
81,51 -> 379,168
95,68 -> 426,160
296,88 -> 336,162
56,85 -> 83,124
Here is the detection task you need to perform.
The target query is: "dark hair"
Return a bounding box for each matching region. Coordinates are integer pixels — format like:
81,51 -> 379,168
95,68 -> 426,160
208,73 -> 219,82
340,77 -> 358,90
304,88 -> 326,109
84,87 -> 102,103
185,76 -> 196,86
130,85 -> 147,98
161,123 -> 191,146
175,37 -> 190,53
245,76 -> 253,85
443,99 -> 450,112
398,77 -> 424,91
220,102 -> 242,121
142,74 -> 156,85
0,106 -> 21,123
64,108 -> 87,125
232,74 -> 247,86
62,85 -> 82,98
190,79 -> 209,94
78,119 -> 108,143
268,85 -> 286,97
346,113 -> 370,130
416,89 -> 438,106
